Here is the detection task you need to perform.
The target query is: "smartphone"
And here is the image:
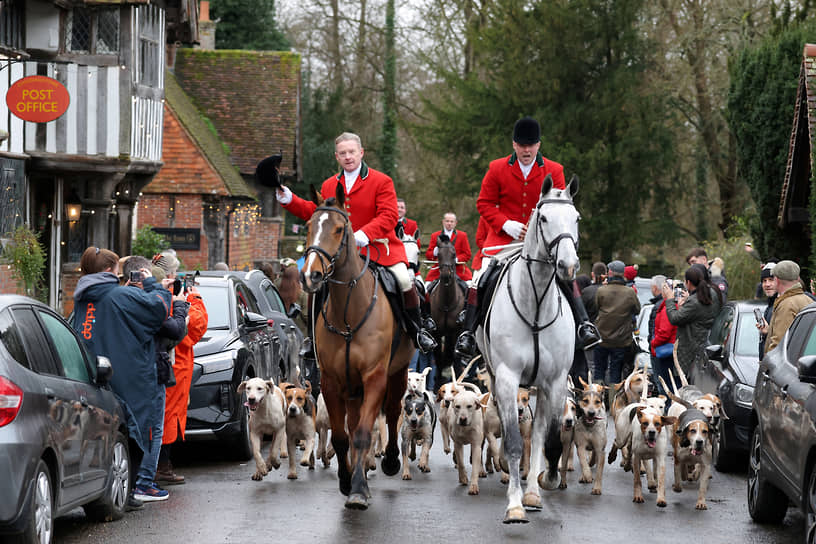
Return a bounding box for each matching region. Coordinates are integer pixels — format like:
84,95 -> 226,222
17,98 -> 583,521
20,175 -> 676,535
674,286 -> 684,299
129,270 -> 143,283
172,278 -> 183,296
754,307 -> 764,326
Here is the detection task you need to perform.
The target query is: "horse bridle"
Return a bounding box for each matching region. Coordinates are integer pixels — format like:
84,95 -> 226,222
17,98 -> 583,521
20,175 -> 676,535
525,197 -> 579,265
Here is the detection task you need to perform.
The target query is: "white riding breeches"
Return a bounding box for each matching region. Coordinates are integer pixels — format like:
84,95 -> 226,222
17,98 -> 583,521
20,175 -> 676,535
388,262 -> 413,291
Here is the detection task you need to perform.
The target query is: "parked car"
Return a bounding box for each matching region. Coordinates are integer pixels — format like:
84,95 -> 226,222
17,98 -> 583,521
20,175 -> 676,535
185,274 -> 279,460
0,295 -> 131,544
748,301 -> 816,535
634,276 -> 653,306
690,299 -> 764,471
224,270 -> 306,386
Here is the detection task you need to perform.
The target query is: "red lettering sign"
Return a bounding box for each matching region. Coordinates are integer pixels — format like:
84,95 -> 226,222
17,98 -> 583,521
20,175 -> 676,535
5,75 -> 70,123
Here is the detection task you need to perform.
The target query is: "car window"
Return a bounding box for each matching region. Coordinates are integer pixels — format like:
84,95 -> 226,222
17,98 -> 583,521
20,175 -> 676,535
788,313 -> 816,362
236,284 -> 260,317
708,306 -> 734,346
10,307 -> 59,375
0,308 -> 30,370
197,285 -> 230,329
801,318 -> 816,357
262,281 -> 285,313
38,310 -> 91,383
734,310 -> 761,357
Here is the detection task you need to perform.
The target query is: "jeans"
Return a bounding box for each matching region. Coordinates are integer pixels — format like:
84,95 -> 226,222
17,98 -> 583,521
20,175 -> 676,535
593,346 -> 627,385
136,387 -> 166,488
410,349 -> 435,392
652,355 -> 674,397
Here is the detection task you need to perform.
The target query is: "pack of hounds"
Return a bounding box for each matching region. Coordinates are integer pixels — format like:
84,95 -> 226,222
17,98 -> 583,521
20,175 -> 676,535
236,356 -> 723,511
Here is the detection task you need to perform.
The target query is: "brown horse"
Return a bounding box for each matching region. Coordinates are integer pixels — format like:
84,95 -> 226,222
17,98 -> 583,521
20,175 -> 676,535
429,234 -> 466,383
300,183 -> 414,509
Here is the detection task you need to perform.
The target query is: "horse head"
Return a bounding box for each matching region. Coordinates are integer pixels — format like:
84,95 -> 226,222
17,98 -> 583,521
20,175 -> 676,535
301,182 -> 353,293
528,174 -> 581,281
402,230 -> 419,273
436,233 -> 457,281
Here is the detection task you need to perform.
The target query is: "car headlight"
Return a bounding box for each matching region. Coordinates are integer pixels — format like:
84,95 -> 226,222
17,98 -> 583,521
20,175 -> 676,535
734,383 -> 754,409
196,350 -> 237,374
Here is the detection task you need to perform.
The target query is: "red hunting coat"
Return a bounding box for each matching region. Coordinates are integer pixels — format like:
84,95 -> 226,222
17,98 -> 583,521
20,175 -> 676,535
477,153 -> 566,257
425,229 -> 473,282
283,162 -> 407,267
471,218 -> 491,271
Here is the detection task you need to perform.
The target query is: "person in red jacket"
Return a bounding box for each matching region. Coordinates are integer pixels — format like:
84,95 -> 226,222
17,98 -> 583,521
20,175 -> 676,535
275,132 -> 437,353
397,198 -> 421,249
425,212 -> 472,284
650,295 -> 677,397
454,117 -> 601,363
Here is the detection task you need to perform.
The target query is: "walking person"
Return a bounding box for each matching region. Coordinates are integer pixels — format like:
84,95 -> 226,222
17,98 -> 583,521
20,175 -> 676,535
593,260 -> 641,385
72,247 -> 173,505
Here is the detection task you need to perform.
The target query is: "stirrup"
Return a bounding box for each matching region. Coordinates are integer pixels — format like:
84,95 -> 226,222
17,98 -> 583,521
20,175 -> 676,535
454,331 -> 477,360
577,322 -> 602,350
422,316 -> 437,334
417,330 -> 438,354
456,310 -> 466,327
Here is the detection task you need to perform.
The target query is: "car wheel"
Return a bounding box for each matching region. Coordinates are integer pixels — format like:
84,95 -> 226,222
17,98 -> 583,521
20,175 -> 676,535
806,468 -> 816,544
713,419 -> 736,473
747,426 -> 788,523
12,459 -> 53,544
83,431 -> 130,522
229,384 -> 253,461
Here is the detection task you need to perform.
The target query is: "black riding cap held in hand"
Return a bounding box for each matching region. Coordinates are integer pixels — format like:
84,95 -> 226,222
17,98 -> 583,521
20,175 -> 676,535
256,153 -> 283,188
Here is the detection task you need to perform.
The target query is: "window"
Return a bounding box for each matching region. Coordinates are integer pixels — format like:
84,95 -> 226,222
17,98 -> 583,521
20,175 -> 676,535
64,7 -> 119,54
262,282 -> 285,313
0,159 -> 24,237
135,5 -> 163,87
708,307 -> 734,347
0,0 -> 24,52
197,285 -> 230,330
735,310 -> 761,357
39,311 -> 90,383
0,308 -> 29,370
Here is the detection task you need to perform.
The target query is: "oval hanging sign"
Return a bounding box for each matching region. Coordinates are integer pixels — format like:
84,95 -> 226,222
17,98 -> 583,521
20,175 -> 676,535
6,75 -> 70,123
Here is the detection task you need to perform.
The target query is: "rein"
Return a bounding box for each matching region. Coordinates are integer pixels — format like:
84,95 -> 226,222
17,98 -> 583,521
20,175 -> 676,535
304,206 -> 380,396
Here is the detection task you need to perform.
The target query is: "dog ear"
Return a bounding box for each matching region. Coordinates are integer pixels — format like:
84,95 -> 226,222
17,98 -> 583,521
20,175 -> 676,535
304,396 -> 314,416
304,380 -> 312,393
662,416 -> 677,427
237,381 -> 247,394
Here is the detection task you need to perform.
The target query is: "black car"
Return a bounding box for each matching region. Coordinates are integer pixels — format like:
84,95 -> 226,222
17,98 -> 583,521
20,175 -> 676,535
748,302 -> 816,538
691,299 -> 765,471
184,274 -> 279,460
0,295 -> 131,544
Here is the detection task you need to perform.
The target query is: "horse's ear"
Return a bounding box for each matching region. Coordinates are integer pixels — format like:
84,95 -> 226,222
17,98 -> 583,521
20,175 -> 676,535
335,181 -> 346,209
310,185 -> 323,206
567,175 -> 579,199
540,173 -> 553,199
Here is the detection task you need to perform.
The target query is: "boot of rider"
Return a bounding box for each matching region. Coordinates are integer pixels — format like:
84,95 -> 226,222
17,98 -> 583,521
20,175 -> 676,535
404,288 -> 438,353
454,286 -> 480,363
558,278 -> 602,349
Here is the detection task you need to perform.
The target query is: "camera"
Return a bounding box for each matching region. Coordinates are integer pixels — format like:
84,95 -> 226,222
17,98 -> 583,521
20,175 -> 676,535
753,307 -> 764,326
182,271 -> 200,293
129,270 -> 143,283
674,286 -> 685,299
172,278 -> 183,296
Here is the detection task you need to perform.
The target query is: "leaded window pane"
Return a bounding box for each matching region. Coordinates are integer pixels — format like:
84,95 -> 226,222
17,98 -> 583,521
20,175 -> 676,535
96,9 -> 120,54
65,8 -> 91,53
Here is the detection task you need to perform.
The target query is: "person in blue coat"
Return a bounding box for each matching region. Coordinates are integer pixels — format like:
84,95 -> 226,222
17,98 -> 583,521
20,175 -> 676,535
73,246 -> 172,502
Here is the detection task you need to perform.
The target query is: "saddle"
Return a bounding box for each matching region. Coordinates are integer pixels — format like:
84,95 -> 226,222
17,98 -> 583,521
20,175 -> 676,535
368,262 -> 408,332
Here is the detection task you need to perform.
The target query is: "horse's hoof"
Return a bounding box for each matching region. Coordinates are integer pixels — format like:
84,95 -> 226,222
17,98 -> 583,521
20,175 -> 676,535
345,493 -> 369,510
537,471 -> 559,491
522,492 -> 542,510
503,507 -> 529,524
381,455 -> 400,476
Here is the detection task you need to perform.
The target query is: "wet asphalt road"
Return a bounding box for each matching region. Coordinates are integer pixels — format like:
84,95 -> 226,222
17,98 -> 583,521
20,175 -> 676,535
54,421 -> 804,544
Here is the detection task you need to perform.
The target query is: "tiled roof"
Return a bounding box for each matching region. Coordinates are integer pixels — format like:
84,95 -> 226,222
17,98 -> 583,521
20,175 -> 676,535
779,44 -> 816,226
173,49 -> 301,177
145,71 -> 255,198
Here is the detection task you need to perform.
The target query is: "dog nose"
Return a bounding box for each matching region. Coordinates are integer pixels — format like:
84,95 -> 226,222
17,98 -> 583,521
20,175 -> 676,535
695,439 -> 704,449
587,410 -> 595,419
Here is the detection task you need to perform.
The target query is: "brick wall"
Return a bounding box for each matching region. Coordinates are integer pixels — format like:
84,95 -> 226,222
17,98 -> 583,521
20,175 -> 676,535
0,265 -> 24,295
137,193 -> 210,270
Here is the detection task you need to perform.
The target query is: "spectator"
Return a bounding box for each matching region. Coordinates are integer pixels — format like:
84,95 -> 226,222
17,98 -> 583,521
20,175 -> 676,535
647,275 -> 666,348
581,262 -> 606,324
72,246 -> 172,505
594,260 -> 641,385
764,260 -> 814,354
686,246 -> 728,300
662,264 -> 723,375
624,265 -> 638,291
649,275 -> 677,397
756,262 -> 777,357
214,262 -> 229,271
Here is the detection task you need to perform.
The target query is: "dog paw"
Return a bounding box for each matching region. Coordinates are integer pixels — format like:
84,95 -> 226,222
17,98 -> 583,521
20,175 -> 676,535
657,499 -> 667,508
300,459 -> 311,467
591,488 -> 602,496
402,473 -> 412,480
673,485 -> 682,493
287,472 -> 298,480
444,447 -> 451,455
251,472 -> 264,481
501,474 -> 509,485
479,470 -> 487,478
559,481 -> 567,490
419,464 -> 430,473
268,459 -> 280,470
459,476 -> 469,486
633,496 -> 644,503
579,475 -> 592,484
280,451 -> 288,458
468,485 -> 480,495
695,502 -> 708,510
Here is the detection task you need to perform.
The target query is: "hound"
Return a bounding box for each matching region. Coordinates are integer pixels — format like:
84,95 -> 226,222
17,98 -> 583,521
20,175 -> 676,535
237,378 -> 286,481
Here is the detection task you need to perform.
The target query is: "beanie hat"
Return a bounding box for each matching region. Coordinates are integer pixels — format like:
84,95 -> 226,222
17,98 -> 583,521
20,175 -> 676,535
624,265 -> 637,281
772,260 -> 800,281
513,117 -> 541,145
760,262 -> 776,280
608,260 -> 625,275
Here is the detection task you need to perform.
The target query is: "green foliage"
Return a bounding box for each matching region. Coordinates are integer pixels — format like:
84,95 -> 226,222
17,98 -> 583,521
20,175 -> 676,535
380,0 -> 398,179
700,226 -> 762,302
2,226 -> 46,297
211,0 -> 289,51
727,21 -> 816,267
131,225 -> 170,259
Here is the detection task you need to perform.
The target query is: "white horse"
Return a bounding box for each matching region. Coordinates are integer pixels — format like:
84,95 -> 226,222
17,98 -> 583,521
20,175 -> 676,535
476,174 -> 580,523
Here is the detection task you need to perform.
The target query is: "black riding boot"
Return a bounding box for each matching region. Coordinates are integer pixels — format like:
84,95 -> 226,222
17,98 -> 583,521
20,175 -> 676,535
404,288 -> 438,354
453,286 -> 480,364
557,277 -> 602,349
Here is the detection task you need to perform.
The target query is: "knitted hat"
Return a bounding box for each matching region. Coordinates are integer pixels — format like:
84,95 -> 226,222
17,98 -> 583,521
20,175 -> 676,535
624,265 -> 638,281
772,260 -> 799,281
760,262 -> 776,280
513,117 -> 540,145
608,260 -> 625,275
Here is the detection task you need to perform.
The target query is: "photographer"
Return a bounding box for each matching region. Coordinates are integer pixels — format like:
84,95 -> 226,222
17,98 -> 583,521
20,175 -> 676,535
661,264 -> 722,375
73,247 -> 173,508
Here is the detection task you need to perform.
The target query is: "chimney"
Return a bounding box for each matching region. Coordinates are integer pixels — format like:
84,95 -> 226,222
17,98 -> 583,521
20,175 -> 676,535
197,1 -> 216,51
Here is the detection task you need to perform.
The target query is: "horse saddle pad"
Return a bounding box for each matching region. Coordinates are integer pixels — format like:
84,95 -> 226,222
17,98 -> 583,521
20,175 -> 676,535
370,263 -> 408,331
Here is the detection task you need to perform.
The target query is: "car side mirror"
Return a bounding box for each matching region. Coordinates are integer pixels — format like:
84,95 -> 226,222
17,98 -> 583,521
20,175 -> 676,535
96,355 -> 113,385
288,303 -> 302,319
798,355 -> 816,384
706,344 -> 724,362
245,311 -> 268,328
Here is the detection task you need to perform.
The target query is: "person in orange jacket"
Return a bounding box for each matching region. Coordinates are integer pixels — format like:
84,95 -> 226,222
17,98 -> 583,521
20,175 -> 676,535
155,269 -> 209,485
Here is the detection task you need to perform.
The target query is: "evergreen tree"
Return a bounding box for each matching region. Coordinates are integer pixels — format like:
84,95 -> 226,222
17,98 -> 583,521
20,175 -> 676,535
211,0 -> 290,51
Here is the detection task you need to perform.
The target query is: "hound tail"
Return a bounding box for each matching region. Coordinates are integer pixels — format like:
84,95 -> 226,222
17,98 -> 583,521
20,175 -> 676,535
658,376 -> 693,410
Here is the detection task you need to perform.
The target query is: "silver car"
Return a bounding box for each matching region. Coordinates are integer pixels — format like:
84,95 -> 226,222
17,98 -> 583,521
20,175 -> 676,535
0,295 -> 131,544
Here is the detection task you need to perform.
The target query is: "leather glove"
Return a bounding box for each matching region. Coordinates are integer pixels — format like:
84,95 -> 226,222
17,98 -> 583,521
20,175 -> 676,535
354,230 -> 369,247
275,186 -> 293,205
502,220 -> 525,240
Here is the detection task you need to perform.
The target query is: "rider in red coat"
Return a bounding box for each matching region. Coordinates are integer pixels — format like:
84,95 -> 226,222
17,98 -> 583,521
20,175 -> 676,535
454,117 -> 602,364
275,133 -> 436,353
425,212 -> 473,283
397,198 -> 421,249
